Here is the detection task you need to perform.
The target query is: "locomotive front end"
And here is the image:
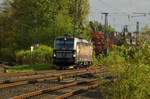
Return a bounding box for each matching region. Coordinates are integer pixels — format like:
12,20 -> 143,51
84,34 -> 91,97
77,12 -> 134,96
53,37 -> 76,67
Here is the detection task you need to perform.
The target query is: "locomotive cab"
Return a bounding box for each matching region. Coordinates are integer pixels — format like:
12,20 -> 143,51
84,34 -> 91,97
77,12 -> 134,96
53,37 -> 76,67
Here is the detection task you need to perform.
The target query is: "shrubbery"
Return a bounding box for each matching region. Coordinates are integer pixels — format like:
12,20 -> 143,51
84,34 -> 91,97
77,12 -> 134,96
7,64 -> 55,72
0,48 -> 16,62
95,40 -> 150,99
16,45 -> 53,64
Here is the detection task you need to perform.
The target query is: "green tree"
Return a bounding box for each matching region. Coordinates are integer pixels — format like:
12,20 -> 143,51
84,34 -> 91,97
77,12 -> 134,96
69,0 -> 89,36
7,0 -> 75,48
89,21 -> 103,32
0,0 -> 90,62
0,1 -> 16,61
89,21 -> 114,33
9,0 -> 57,48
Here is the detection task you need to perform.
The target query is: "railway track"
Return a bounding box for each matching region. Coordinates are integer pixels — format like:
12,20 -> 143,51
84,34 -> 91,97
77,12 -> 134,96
54,83 -> 99,99
10,79 -> 99,99
0,66 -> 104,82
0,65 -> 104,77
0,70 -> 56,77
0,67 -> 106,89
0,66 -> 103,78
0,66 -> 106,99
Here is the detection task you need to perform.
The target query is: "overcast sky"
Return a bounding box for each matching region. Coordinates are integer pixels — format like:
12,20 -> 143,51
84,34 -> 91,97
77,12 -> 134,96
89,0 -> 150,32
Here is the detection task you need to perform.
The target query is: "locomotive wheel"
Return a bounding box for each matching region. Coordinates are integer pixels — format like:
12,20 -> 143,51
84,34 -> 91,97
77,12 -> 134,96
57,67 -> 65,70
74,66 -> 80,70
60,67 -> 65,70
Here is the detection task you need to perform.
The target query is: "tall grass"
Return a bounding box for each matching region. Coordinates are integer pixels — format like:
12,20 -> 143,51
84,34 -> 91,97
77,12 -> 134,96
97,40 -> 150,99
6,64 -> 55,72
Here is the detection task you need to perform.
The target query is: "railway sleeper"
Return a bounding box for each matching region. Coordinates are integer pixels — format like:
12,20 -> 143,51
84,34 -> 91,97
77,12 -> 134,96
54,83 -> 99,99
28,79 -> 38,84
10,79 -> 97,99
0,68 -> 104,89
57,75 -> 63,82
79,73 -> 96,78
3,80 -> 13,84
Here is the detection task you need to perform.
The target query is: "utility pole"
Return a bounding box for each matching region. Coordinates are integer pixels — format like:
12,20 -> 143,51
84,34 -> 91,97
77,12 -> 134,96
102,13 -> 109,55
136,21 -> 139,33
136,21 -> 139,44
123,25 -> 128,44
123,25 -> 126,44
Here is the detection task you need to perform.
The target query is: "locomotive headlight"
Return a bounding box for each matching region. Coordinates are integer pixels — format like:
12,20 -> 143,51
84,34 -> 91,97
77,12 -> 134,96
53,54 -> 56,57
73,54 -> 76,57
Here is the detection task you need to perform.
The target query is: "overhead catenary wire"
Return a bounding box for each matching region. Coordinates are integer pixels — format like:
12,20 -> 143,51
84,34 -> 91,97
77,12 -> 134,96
90,0 -> 150,32
98,0 -> 129,15
94,0 -> 150,19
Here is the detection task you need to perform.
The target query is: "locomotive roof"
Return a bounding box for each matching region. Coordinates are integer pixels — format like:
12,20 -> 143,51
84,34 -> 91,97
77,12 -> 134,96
55,36 -> 79,39
55,36 -> 90,43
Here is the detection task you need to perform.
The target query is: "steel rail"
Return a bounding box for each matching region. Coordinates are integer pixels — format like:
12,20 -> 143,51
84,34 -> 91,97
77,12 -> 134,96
54,83 -> 99,99
10,79 -> 98,99
0,70 -> 56,77
0,67 -> 104,84
0,68 -> 105,89
0,67 -> 89,77
0,69 -> 90,84
0,66 -> 104,77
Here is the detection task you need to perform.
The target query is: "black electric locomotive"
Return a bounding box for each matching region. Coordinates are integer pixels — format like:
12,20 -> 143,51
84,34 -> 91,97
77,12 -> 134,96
53,36 -> 93,69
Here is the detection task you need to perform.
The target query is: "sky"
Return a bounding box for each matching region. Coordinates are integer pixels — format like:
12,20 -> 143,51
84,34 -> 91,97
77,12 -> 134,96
89,0 -> 150,32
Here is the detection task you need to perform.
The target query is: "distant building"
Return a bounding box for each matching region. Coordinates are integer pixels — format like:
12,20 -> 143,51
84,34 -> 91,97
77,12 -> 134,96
126,32 -> 137,45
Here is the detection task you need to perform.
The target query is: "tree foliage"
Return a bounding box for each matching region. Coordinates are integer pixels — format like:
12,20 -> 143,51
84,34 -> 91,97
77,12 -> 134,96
89,21 -> 115,33
69,0 -> 89,34
0,0 -> 90,61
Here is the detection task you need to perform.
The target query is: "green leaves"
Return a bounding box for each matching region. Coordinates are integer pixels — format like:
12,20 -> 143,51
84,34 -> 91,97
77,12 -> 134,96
89,21 -> 115,33
16,45 -> 53,64
97,40 -> 150,99
0,0 -> 90,61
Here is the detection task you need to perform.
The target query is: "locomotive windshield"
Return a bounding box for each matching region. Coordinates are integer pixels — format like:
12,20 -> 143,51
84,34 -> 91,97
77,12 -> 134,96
55,38 -> 74,49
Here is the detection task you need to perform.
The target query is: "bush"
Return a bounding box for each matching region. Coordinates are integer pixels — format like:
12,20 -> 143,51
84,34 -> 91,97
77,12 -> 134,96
98,41 -> 150,99
0,48 -> 16,62
100,63 -> 150,99
16,45 -> 53,64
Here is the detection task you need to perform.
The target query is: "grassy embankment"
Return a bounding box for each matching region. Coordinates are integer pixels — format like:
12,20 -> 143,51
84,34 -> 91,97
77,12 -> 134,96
6,64 -> 55,73
5,45 -> 55,73
94,39 -> 150,99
